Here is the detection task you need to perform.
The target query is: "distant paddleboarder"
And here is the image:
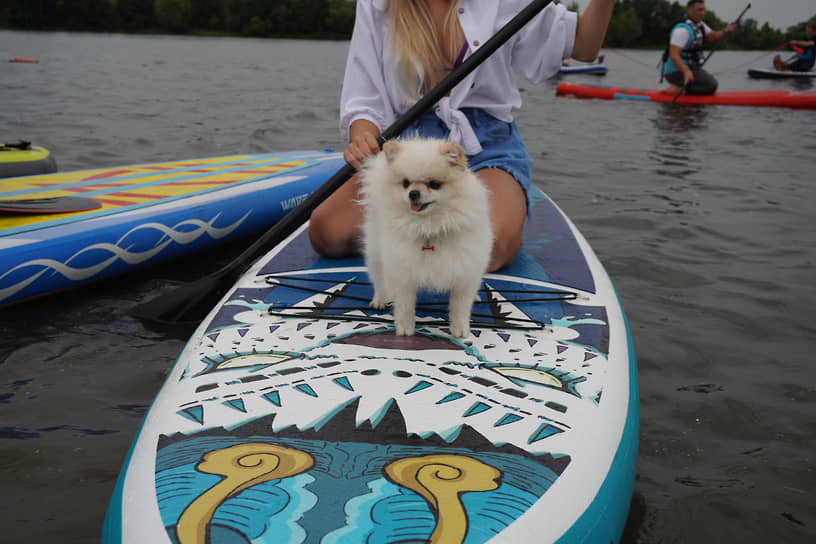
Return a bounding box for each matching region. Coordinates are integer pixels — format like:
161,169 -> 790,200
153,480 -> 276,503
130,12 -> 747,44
659,0 -> 737,95
774,23 -> 815,72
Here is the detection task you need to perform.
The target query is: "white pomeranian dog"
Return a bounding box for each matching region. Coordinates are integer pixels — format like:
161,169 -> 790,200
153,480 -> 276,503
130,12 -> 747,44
358,137 -> 493,338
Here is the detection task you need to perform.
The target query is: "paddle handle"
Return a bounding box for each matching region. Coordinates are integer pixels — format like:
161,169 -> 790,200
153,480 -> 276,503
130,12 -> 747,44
700,3 -> 751,67
670,84 -> 686,105
223,0 -> 554,283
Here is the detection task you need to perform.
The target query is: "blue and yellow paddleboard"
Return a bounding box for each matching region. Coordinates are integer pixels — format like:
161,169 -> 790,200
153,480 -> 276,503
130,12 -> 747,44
0,151 -> 345,306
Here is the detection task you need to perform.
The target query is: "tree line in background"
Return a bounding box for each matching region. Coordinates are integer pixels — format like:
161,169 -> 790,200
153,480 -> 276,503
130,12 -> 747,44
601,0 -> 813,50
0,0 -> 357,39
1,0 -> 813,49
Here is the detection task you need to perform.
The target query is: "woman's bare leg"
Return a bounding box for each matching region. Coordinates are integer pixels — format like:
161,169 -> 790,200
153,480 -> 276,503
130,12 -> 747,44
477,168 -> 527,272
308,174 -> 364,257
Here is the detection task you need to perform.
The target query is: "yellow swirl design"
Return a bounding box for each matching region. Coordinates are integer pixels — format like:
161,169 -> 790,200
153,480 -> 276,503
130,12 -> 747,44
385,454 -> 501,544
176,443 -> 314,544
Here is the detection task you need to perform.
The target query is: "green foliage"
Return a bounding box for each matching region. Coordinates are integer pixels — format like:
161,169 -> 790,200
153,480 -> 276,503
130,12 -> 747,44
0,0 -> 358,38
119,0 -> 156,31
606,3 -> 642,47
625,0 -> 683,46
601,0 -> 810,50
5,0 -> 118,31
154,0 -> 191,33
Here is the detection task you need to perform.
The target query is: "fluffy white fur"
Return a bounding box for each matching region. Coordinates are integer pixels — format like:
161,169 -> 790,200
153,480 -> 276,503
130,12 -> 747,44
358,137 -> 493,338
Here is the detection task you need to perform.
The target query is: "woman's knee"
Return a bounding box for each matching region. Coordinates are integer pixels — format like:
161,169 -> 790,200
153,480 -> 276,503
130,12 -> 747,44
478,169 -> 526,271
307,191 -> 362,257
488,228 -> 522,272
307,205 -> 334,256
309,211 -> 354,257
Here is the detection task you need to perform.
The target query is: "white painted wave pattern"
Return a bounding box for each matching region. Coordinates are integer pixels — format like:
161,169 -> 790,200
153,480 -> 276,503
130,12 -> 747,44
0,212 -> 251,303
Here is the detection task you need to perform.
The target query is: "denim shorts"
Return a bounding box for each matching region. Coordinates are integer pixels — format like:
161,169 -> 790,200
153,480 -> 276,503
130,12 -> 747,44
402,107 -> 533,214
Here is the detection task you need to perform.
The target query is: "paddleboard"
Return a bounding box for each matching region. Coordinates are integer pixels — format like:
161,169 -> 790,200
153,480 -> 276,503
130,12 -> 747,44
0,151 -> 345,306
0,143 -> 57,178
102,184 -> 639,543
558,63 -> 608,75
556,81 -> 816,109
747,67 -> 816,79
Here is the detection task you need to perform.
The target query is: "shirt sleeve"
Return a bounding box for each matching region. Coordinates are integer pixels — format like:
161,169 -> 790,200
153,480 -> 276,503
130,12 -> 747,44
338,0 -> 390,143
670,26 -> 691,49
509,2 -> 577,84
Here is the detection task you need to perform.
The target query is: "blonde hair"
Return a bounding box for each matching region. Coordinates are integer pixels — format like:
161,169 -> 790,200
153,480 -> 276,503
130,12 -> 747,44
387,0 -> 465,98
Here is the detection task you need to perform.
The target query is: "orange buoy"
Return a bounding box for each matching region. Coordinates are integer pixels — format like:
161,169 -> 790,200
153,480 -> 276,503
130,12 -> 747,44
10,57 -> 39,64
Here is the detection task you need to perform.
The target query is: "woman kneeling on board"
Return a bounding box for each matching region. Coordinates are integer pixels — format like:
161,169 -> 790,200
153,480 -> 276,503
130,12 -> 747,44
309,0 -> 616,272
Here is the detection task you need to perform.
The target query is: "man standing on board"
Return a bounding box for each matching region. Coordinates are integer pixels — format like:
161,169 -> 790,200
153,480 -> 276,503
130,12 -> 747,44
661,0 -> 737,95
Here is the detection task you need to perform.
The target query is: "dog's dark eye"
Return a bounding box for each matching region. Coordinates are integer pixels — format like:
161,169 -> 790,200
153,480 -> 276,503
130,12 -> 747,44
428,180 -> 442,190
402,179 -> 410,188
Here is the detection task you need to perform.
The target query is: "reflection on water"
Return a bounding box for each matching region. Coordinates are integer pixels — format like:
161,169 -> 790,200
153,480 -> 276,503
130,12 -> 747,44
653,103 -> 708,133
791,77 -> 814,91
648,105 -> 708,180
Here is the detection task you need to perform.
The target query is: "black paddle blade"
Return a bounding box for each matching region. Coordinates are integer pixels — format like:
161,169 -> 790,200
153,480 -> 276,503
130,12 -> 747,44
130,163 -> 356,330
130,270 -> 239,332
0,196 -> 101,214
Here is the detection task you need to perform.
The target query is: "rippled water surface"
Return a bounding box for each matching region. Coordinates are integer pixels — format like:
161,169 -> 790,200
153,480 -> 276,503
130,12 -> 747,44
1,31 -> 814,543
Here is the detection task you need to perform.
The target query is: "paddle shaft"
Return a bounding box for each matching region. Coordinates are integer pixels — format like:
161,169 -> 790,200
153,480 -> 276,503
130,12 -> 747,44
672,3 -> 751,104
700,3 -> 751,67
135,0 -> 555,326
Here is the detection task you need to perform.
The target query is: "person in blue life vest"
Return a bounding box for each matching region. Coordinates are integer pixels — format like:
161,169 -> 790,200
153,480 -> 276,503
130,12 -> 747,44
661,0 -> 737,95
308,0 -> 616,273
774,23 -> 815,72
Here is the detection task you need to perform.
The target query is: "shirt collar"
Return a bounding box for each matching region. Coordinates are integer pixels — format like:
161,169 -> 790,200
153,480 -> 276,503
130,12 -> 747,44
457,1 -> 499,54
370,1 -> 499,54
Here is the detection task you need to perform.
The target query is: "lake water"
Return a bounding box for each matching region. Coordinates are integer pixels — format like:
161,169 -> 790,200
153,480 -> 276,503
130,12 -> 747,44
1,30 -> 814,543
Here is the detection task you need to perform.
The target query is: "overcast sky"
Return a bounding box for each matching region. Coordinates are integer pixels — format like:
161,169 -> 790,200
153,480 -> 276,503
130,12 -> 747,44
570,0 -> 814,31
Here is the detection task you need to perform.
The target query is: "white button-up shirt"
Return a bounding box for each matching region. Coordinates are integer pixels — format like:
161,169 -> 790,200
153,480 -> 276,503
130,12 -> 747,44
339,0 -> 577,155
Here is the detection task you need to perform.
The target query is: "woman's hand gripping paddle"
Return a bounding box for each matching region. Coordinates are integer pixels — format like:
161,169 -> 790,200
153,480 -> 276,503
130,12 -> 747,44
131,0 -> 556,332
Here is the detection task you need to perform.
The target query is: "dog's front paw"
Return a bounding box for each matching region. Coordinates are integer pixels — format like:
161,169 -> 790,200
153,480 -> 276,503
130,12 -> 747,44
450,320 -> 470,339
394,317 -> 415,336
370,293 -> 388,310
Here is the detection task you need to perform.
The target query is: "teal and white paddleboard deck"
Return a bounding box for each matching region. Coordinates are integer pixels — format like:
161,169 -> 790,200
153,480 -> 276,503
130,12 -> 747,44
103,185 -> 639,543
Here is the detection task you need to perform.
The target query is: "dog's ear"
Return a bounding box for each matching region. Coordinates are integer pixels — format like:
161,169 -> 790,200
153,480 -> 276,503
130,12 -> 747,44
441,142 -> 467,171
382,141 -> 401,162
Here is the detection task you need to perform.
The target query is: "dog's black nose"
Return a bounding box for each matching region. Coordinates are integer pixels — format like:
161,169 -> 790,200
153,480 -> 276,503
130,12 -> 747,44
409,190 -> 420,202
